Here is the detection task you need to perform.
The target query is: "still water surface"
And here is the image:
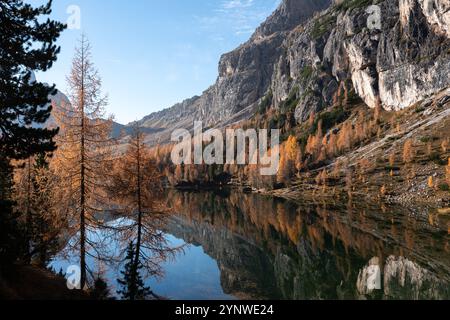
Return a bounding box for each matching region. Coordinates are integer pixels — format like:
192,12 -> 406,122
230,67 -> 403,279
52,189 -> 450,300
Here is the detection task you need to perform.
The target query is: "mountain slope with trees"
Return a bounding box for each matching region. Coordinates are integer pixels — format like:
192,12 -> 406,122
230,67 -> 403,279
123,0 -> 450,145
136,0 -> 450,207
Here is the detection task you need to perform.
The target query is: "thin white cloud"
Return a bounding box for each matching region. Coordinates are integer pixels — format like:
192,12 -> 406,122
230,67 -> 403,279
221,0 -> 255,10
196,0 -> 281,37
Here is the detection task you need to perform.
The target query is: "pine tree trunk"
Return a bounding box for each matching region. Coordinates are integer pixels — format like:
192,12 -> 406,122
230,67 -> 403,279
79,42 -> 87,291
132,132 -> 142,301
25,157 -> 32,264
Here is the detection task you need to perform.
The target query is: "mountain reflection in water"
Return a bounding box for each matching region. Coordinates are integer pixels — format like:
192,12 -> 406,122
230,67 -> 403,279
53,189 -> 450,300
162,190 -> 449,300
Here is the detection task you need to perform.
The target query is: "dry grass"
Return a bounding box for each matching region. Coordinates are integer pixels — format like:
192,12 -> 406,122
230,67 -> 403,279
0,265 -> 88,300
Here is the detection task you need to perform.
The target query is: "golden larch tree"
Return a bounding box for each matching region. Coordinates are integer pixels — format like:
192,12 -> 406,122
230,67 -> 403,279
403,139 -> 414,164
53,35 -> 114,290
108,126 -> 178,297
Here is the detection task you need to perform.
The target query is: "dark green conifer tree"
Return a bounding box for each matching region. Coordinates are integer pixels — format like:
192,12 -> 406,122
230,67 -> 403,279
0,0 -> 65,268
91,276 -> 114,300
0,156 -> 26,267
117,243 -> 151,301
0,0 -> 65,159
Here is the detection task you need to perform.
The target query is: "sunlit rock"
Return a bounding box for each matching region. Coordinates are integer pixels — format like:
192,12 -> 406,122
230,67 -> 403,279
357,257 -> 382,296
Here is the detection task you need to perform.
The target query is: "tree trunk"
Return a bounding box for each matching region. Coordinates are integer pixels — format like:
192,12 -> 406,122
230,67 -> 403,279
132,131 -> 142,301
25,157 -> 32,264
79,40 -> 87,291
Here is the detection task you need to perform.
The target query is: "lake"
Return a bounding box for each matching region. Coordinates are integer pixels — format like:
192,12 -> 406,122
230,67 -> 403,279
52,189 -> 450,300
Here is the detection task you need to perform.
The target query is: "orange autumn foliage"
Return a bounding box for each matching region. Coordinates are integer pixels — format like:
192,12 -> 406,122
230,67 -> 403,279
403,139 -> 414,163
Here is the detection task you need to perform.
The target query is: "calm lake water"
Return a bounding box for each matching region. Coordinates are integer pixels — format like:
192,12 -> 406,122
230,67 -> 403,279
52,189 -> 450,300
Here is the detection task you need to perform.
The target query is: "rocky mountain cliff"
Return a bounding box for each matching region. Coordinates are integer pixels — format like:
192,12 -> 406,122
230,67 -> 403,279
130,0 -> 450,145
133,0 -> 332,145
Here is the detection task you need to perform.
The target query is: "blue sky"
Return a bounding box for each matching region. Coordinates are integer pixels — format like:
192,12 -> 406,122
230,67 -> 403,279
31,0 -> 281,124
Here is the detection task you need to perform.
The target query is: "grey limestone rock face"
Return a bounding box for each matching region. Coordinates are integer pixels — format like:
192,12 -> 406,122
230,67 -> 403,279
133,0 -> 332,140
252,0 -> 333,39
271,0 -> 450,123
133,0 -> 450,143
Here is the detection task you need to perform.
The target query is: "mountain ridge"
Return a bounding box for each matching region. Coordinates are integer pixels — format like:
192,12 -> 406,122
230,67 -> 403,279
127,0 -> 450,146
54,0 -> 450,148
128,0 -> 333,145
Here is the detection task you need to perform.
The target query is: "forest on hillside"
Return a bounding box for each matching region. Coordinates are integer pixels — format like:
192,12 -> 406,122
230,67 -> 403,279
1,0 -> 449,301
153,82 -> 450,206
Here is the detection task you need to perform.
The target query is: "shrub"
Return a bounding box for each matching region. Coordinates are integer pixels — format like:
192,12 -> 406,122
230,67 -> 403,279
258,90 -> 273,114
429,152 -> 445,165
311,14 -> 336,39
335,0 -> 373,11
280,86 -> 299,113
300,66 -> 313,84
310,107 -> 350,135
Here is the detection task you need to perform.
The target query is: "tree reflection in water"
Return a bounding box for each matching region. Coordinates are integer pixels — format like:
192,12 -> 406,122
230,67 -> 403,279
53,189 -> 449,300
163,189 -> 450,300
